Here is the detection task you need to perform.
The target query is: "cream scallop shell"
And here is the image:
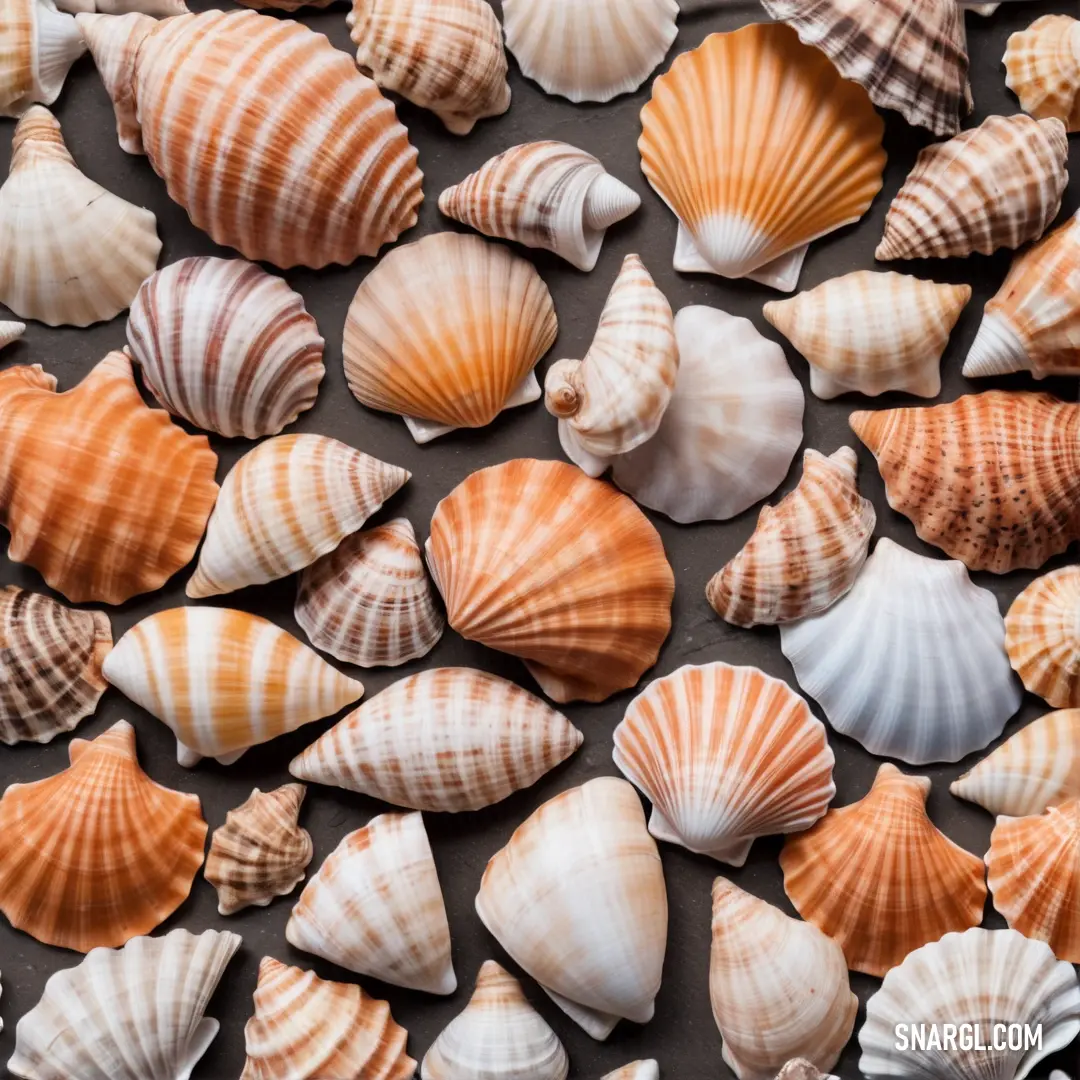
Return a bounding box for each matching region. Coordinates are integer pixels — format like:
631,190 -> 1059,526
0,322 -> 25,350
1005,15 -> 1080,134
1005,566 -> 1080,709
0,0 -> 85,117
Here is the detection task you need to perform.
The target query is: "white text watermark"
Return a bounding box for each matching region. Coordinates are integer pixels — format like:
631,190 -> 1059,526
895,1024 -> 1042,1053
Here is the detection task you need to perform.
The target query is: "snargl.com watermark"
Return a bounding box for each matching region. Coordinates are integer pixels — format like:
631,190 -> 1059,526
894,1024 -> 1043,1053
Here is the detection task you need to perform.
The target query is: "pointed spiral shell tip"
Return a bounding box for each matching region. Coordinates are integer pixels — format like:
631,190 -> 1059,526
11,107 -> 68,166
543,359 -> 584,419
583,173 -> 641,231
962,312 -> 1028,378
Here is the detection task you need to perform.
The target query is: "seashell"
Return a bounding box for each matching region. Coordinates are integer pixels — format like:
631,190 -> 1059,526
612,662 -> 835,866
0,0 -> 85,116
295,518 -> 444,668
545,255 -> 677,477
859,928 -> 1080,1080
76,9 -> 423,269
421,960 -> 569,1080
347,0 -> 509,136
609,306 -> 805,524
126,256 -> 325,439
0,107 -> 160,327
502,0 -> 678,104
709,878 -> 856,1080
438,141 -> 640,272
763,271 -> 971,400
0,322 -> 26,350
204,784 -> 313,916
0,721 -> 207,952
780,538 -> 1019,763
343,232 -> 557,444
0,351 -> 218,605
54,0 -> 188,12
706,447 -> 874,627
774,1065 -> 836,1080
241,956 -> 416,1080
851,392 -> 1080,574
187,433 -> 409,599
1005,15 -> 1080,134
103,607 -> 364,767
780,763 -> 987,977
8,928 -> 241,1080
291,667 -> 583,813
602,1065 -> 659,1080
475,776 -> 668,1040
638,23 -> 885,292
426,458 -> 674,704
1005,566 -> 1080,709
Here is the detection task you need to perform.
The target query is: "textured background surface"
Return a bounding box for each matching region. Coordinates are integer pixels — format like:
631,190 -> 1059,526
1,1 -> 1078,1077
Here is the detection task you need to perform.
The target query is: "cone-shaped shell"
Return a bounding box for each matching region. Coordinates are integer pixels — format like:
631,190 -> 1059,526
126,256 -> 325,439
287,811 -> 456,995
343,233 -> 557,444
0,322 -> 25,350
613,663 -> 835,866
475,777 -> 668,1040
0,0 -> 85,117
763,272 -> 971,399
1006,15 -> 1080,133
241,957 -> 416,1080
205,785 -> 313,916
426,459 -> 674,704
291,667 -> 582,813
0,352 -> 218,605
438,141 -> 641,272
707,448 -> 875,627
103,607 -> 364,766
0,721 -> 207,952
187,434 -> 409,599
780,763 -> 987,977
1006,567 -> 1080,709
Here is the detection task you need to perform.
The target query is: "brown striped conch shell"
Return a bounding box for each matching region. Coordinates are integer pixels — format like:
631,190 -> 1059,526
76,9 -> 423,268
475,776 -> 668,1040
291,667 -> 582,812
126,256 -> 325,439
1006,15 -> 1080,133
1005,567 -> 1080,709
0,351 -> 218,605
780,763 -> 987,977
295,518 -> 444,668
0,721 -> 207,952
438,142 -> 641,272
0,322 -> 25,350
0,107 -> 160,327
545,255 -> 678,477
103,607 -> 364,767
763,271 -> 971,399
710,879 -> 856,1080
205,785 -> 313,916
241,957 -> 416,1080
639,22 -> 885,292
851,392 -> 1080,574
0,0 -> 84,116
187,433 -> 409,599
287,811 -> 456,995
707,448 -> 875,627
343,233 -> 557,444
602,1064 -> 659,1080
613,663 -> 835,865
421,960 -> 569,1080
426,459 -> 674,703
348,0 -> 509,135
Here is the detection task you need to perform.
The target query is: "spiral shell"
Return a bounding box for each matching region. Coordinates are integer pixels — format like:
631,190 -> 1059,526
1005,15 -> 1080,133
0,0 -> 85,117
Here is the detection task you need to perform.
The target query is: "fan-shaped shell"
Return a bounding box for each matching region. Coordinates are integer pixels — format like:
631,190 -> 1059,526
613,662 -> 835,866
475,776 -> 668,1040
0,721 -> 207,952
426,459 -> 674,704
638,23 -> 885,292
1006,15 -> 1080,134
0,322 -> 25,350
291,667 -> 582,813
1005,567 -> 1080,709
343,233 -> 557,444
126,256 -> 325,439
0,351 -> 218,605
102,607 -> 364,767
287,811 -> 456,995
0,0 -> 85,116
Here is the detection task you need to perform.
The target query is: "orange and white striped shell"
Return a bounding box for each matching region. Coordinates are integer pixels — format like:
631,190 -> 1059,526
0,0 -> 85,117
1005,566 -> 1080,709
1005,15 -> 1080,133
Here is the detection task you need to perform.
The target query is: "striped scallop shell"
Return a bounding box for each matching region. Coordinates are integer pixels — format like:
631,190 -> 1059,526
76,9 -> 423,269
348,0 -> 510,135
0,0 -> 85,117
1005,567 -> 1080,709
602,1065 -> 659,1080
780,764 -> 987,977
287,811 -> 456,995
0,322 -> 25,350
187,434 -> 409,599
102,607 -> 364,766
343,233 -> 557,443
1006,16 -> 1080,133
241,957 -> 416,1080
126,257 -> 325,439
613,663 -> 835,866
0,351 -> 219,605
426,459 -> 674,704
0,721 -> 207,952
706,448 -> 875,628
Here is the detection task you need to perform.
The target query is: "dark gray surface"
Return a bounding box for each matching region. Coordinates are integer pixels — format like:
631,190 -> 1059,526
1,2 -> 1078,1077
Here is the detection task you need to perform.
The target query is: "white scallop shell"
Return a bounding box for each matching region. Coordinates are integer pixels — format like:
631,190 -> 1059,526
0,0 -> 86,117
0,322 -> 25,350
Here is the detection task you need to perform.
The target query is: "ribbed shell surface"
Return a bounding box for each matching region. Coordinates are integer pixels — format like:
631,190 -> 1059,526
1006,567 -> 1080,708
0,0 -> 85,117
1005,15 -> 1080,133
